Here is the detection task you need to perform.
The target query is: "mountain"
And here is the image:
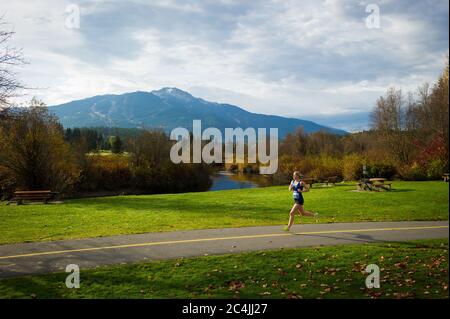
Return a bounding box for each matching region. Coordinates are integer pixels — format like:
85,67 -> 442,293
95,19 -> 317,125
49,88 -> 348,138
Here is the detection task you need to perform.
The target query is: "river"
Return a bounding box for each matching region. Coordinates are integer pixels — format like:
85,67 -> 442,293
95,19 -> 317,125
208,171 -> 278,191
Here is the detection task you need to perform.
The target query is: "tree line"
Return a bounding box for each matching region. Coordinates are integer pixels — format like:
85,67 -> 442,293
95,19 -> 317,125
273,62 -> 449,183
0,102 -> 212,199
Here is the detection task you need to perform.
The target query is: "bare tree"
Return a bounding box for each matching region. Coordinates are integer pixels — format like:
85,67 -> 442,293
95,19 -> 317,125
0,17 -> 25,107
410,63 -> 449,161
129,129 -> 171,168
423,62 -> 449,153
370,88 -> 416,164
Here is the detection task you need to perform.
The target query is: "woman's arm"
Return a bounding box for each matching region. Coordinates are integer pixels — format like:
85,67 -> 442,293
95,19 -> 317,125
289,180 -> 294,191
300,181 -> 309,192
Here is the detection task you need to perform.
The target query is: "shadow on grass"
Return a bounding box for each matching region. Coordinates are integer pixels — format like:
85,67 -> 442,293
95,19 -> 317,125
0,270 -> 67,298
0,261 -> 210,299
66,196 -> 286,217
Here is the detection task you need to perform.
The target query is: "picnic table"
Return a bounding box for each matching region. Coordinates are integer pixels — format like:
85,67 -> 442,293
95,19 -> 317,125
357,178 -> 392,191
369,178 -> 392,190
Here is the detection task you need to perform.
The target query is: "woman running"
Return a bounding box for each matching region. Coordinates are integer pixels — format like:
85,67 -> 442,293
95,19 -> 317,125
284,171 -> 319,231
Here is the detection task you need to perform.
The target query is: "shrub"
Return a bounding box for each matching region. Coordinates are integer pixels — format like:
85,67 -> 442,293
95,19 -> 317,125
0,105 -> 80,193
305,156 -> 342,181
278,155 -> 342,181
0,165 -> 16,200
133,166 -> 167,192
367,163 -> 397,179
426,159 -> 448,180
342,154 -> 365,181
278,155 -> 298,175
398,163 -> 428,181
134,163 -> 211,193
271,171 -> 292,186
79,154 -> 132,191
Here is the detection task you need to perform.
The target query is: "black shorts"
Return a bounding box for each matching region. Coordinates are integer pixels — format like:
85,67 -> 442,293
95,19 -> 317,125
294,198 -> 304,205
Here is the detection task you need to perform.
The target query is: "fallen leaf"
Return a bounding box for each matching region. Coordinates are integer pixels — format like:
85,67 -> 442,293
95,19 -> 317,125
228,280 -> 245,291
394,262 -> 407,269
393,292 -> 414,299
369,291 -> 383,298
278,268 -> 287,275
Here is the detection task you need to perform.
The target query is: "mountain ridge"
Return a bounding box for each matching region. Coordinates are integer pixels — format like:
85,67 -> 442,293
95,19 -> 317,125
49,88 -> 348,137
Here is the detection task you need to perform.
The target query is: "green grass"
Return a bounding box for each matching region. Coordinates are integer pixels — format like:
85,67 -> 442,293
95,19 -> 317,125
0,239 -> 447,299
0,181 -> 448,245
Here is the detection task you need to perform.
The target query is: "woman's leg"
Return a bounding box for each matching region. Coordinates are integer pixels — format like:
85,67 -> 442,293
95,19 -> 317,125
298,205 -> 314,217
287,203 -> 299,230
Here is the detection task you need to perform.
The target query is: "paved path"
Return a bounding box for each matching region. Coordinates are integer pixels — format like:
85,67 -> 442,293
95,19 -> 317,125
0,221 -> 448,278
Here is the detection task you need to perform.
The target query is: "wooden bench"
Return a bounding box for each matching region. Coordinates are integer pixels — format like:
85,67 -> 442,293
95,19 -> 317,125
301,178 -> 315,188
323,176 -> 339,186
12,190 -> 58,205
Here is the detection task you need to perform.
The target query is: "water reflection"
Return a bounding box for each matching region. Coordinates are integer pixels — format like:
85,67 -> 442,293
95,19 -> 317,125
209,171 -> 274,191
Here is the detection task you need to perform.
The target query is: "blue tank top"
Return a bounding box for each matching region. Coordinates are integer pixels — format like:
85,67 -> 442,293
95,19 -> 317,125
292,181 -> 304,200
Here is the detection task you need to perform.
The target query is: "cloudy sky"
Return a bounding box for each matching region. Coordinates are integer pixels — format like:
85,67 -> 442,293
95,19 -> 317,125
1,0 -> 449,130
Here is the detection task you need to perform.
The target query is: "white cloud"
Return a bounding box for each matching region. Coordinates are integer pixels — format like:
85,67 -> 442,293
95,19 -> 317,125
1,0 -> 448,124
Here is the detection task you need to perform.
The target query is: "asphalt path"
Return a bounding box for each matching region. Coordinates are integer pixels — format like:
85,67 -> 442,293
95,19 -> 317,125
0,221 -> 448,278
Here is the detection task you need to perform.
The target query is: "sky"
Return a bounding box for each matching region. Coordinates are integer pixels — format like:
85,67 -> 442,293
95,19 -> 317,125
1,0 -> 449,131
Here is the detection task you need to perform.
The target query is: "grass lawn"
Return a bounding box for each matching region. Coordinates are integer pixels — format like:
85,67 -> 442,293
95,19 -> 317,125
0,239 -> 447,299
0,181 -> 448,245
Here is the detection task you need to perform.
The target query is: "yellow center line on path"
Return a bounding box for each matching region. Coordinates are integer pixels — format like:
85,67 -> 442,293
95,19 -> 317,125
0,225 -> 447,260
